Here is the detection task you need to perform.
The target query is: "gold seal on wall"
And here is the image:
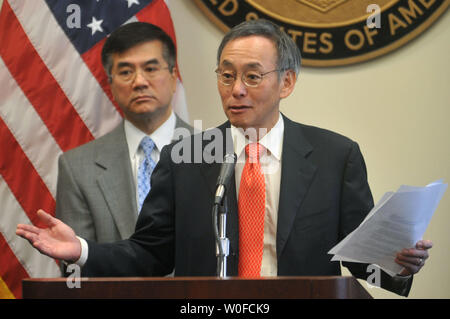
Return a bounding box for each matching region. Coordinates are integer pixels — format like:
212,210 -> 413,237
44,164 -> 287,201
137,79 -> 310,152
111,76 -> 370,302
193,0 -> 449,67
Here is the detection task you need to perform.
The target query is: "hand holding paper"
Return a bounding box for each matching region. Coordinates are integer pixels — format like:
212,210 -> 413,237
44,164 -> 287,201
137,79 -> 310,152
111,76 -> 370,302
329,180 -> 447,276
395,239 -> 433,276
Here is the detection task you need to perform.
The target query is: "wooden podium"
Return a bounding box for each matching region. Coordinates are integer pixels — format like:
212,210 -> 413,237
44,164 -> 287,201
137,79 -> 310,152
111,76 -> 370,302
22,276 -> 372,299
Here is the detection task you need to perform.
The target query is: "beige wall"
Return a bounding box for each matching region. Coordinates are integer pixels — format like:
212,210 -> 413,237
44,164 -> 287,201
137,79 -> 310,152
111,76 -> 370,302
168,1 -> 450,299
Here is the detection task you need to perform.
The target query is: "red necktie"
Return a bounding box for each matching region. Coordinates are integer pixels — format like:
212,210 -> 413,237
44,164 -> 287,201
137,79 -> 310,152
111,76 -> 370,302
238,143 -> 266,277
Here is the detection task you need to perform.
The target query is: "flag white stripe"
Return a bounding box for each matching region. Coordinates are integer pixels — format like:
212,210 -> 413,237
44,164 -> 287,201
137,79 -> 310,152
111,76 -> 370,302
0,176 -> 60,278
0,57 -> 61,197
9,0 -> 122,139
162,0 -> 188,121
173,78 -> 189,123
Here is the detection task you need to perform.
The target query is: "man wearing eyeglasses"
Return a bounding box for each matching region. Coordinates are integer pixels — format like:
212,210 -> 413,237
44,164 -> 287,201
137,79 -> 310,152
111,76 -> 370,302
54,22 -> 192,262
18,19 -> 431,296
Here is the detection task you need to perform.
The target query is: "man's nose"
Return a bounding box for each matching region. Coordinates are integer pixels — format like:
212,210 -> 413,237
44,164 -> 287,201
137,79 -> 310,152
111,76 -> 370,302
231,75 -> 248,98
132,69 -> 149,88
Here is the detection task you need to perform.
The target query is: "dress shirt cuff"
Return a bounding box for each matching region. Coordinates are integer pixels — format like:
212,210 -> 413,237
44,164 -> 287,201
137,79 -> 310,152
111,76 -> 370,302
71,236 -> 88,267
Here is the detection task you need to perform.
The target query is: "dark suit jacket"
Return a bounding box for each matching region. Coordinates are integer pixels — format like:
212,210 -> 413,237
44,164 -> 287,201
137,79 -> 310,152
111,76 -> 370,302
84,115 -> 412,296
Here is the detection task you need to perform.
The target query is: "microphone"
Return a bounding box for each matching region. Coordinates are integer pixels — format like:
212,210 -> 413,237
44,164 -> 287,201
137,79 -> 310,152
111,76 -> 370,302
214,153 -> 237,205
213,153 -> 236,277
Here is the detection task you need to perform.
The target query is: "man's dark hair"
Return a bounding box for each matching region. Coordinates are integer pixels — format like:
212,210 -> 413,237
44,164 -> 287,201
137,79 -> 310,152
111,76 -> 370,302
217,19 -> 301,77
101,22 -> 176,81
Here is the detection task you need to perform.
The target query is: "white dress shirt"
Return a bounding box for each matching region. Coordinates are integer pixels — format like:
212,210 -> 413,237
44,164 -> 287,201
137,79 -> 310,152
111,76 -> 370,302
231,113 -> 284,277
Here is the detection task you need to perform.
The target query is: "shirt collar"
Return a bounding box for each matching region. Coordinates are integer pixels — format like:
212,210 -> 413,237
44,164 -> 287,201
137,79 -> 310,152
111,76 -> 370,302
230,113 -> 284,160
124,111 -> 176,157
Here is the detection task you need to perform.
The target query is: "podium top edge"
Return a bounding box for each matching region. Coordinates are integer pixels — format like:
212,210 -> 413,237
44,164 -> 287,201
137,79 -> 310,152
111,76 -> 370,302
23,276 -> 352,282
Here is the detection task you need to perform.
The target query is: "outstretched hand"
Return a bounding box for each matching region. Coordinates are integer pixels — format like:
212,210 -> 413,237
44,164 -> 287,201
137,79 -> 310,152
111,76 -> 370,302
16,209 -> 81,262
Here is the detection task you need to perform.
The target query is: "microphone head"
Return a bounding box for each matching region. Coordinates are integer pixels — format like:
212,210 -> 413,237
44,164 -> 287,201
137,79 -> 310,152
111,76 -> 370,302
224,152 -> 237,164
216,153 -> 237,187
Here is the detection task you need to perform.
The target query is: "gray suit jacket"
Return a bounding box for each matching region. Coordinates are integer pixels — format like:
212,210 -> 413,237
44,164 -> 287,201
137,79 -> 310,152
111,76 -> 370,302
55,115 -> 193,243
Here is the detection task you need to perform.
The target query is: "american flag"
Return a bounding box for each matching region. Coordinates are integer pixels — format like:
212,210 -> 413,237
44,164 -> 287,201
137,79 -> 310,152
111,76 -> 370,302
0,0 -> 188,299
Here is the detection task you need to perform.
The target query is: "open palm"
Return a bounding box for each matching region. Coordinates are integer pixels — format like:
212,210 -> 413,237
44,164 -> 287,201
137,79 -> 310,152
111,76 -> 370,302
16,209 -> 81,262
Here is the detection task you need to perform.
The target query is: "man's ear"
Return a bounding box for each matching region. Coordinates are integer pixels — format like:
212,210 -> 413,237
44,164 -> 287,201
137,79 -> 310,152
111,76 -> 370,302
279,70 -> 297,99
171,66 -> 178,93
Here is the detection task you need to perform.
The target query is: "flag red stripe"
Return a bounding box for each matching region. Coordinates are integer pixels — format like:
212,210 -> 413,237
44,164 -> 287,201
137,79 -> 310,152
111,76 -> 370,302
0,1 -> 94,152
0,117 -> 56,223
136,0 -> 176,41
0,233 -> 29,299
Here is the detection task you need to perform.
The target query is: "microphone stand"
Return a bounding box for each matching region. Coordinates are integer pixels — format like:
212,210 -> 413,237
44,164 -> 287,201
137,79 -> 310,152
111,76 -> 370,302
213,152 -> 236,278
214,196 -> 229,278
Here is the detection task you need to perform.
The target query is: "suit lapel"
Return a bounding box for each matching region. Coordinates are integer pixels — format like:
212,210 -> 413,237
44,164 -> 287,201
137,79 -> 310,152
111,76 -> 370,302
93,116 -> 192,239
276,116 -> 317,259
95,123 -> 138,238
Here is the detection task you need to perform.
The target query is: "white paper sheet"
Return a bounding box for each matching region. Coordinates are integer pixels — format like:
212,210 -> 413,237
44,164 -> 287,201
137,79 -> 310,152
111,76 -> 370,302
329,180 -> 447,276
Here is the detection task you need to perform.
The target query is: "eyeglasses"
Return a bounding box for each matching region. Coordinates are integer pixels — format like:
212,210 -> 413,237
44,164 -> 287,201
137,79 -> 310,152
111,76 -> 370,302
215,68 -> 283,87
112,65 -> 171,83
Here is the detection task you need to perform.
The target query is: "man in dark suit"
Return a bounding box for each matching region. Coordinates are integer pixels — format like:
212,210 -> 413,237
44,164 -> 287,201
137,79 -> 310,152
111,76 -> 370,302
17,19 -> 431,296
